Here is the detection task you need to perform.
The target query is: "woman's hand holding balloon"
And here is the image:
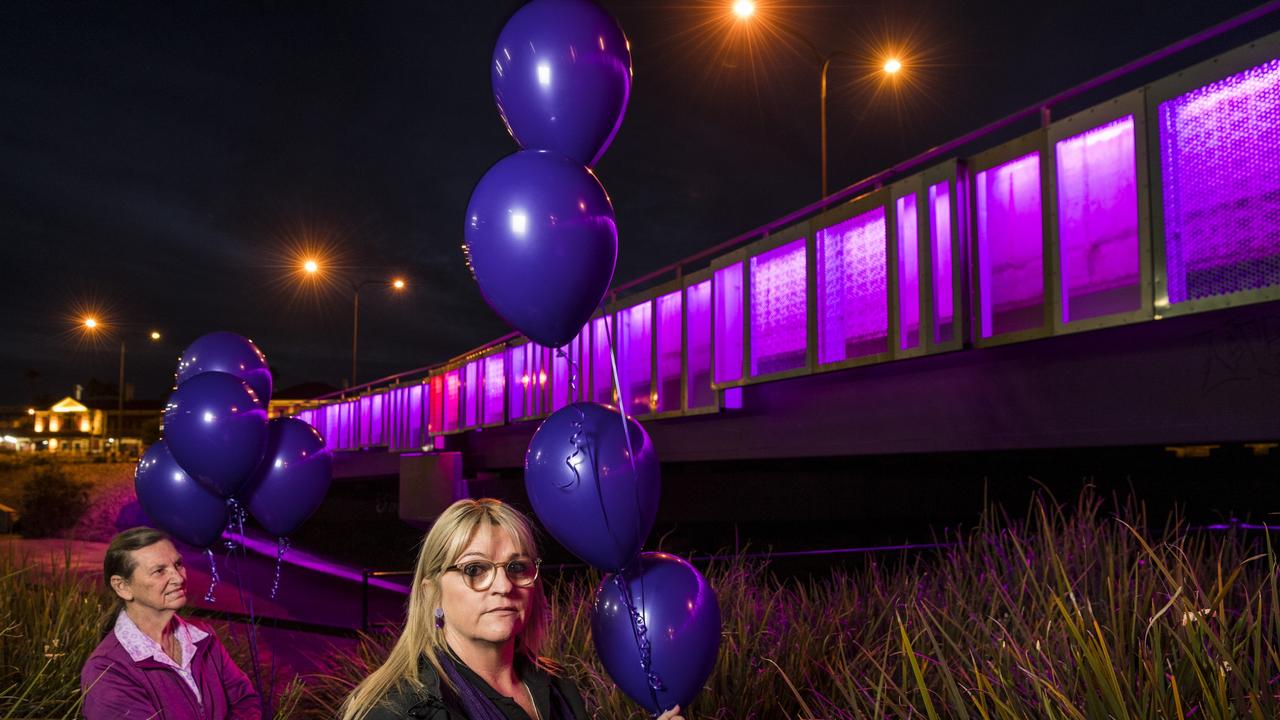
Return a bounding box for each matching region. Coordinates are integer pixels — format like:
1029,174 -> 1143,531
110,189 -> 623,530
656,705 -> 684,720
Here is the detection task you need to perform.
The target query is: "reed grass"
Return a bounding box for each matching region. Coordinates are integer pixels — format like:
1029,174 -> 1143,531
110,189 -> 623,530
310,489 -> 1280,719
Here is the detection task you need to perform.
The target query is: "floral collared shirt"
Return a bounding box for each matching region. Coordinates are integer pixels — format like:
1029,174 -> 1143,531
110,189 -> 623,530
113,610 -> 209,703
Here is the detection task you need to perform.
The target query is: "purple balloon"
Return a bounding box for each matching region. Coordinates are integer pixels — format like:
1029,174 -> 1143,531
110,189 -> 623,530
163,371 -> 268,497
592,552 -> 721,714
525,402 -> 658,570
492,0 -> 632,167
135,441 -> 228,548
176,331 -> 272,406
465,150 -> 617,349
244,417 -> 333,537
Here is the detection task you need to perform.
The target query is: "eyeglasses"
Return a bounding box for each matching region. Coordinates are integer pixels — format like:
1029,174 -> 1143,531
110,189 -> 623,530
446,558 -> 542,591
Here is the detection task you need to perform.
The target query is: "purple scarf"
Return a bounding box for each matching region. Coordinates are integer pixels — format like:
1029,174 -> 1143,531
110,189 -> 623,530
437,652 -> 576,720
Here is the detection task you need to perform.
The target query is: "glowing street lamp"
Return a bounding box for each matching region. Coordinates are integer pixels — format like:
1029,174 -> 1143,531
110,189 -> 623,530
351,277 -> 408,387
80,319 -> 163,449
734,4 -> 906,197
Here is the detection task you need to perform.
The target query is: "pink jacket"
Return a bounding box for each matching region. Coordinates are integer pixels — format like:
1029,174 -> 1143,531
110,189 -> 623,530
80,620 -> 261,720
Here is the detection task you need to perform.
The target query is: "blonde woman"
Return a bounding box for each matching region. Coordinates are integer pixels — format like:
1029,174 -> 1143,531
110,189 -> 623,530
343,498 -> 684,720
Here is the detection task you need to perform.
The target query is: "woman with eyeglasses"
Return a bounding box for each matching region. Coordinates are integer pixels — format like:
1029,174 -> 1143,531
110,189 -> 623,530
342,498 -> 684,720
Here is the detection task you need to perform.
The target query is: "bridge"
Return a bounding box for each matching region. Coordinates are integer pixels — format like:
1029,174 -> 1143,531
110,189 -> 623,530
291,22 -> 1280,535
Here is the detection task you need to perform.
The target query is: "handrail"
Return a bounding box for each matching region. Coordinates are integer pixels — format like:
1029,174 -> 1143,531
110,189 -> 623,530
318,1 -> 1280,403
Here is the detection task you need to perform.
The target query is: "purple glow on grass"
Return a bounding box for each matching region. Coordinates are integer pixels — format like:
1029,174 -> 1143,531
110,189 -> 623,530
1159,59 -> 1280,303
714,263 -> 744,384
618,302 -> 653,415
228,532 -> 410,595
817,207 -> 888,364
482,354 -> 505,425
1056,115 -> 1141,322
591,316 -> 615,404
655,291 -> 682,413
686,280 -> 714,409
897,195 -> 921,349
976,152 -> 1045,337
929,181 -> 955,344
462,361 -> 479,429
443,370 -> 460,432
751,238 -> 808,375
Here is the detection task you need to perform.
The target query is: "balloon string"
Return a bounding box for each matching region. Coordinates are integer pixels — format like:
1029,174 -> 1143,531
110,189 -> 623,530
227,498 -> 265,700
557,347 -> 586,489
604,317 -> 662,713
602,317 -> 639,481
203,548 -> 219,603
270,536 -> 290,599
612,571 -> 664,710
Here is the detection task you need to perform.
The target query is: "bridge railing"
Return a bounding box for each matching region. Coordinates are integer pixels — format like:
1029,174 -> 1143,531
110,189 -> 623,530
298,21 -> 1280,454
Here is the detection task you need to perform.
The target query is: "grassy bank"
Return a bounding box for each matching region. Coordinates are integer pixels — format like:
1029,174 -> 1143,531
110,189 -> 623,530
310,491 -> 1280,719
5,487 -> 1277,718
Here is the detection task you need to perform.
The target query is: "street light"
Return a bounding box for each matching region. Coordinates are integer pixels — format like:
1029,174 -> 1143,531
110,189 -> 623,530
81,318 -> 162,450
351,277 -> 407,386
734,5 -> 905,198
295,258 -> 409,387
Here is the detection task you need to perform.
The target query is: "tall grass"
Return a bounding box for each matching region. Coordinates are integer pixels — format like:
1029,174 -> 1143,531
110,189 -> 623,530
0,546 -> 304,718
311,490 -> 1280,719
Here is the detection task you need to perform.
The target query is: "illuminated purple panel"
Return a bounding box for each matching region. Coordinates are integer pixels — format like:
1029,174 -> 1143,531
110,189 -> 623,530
817,207 -> 888,364
551,330 -> 587,411
443,370 -> 460,432
428,375 -> 443,436
713,263 -> 744,383
655,291 -> 682,413
896,195 -> 921,349
617,303 -> 653,415
462,361 -> 479,429
370,392 -> 386,446
407,384 -> 425,449
508,346 -> 527,420
384,388 -> 404,449
1159,59 -> 1280,303
482,354 -> 505,425
975,152 -> 1045,337
928,182 -> 955,344
750,238 -> 807,375
357,396 -> 372,446
1055,115 -> 1141,322
531,345 -> 551,417
686,280 -> 713,409
591,316 -> 616,404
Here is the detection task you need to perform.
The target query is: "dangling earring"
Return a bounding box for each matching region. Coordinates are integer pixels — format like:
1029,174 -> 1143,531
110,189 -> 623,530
434,607 -> 444,629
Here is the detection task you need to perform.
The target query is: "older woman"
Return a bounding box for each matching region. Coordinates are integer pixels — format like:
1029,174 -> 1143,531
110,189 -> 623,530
80,527 -> 261,719
343,498 -> 684,720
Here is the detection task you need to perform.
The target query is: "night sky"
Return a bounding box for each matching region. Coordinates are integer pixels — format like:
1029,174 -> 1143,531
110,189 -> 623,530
3,1 -> 1275,406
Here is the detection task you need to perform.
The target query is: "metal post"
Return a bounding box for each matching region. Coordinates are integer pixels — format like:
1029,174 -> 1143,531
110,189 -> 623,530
820,57 -> 832,199
117,339 -> 126,453
352,286 -> 361,387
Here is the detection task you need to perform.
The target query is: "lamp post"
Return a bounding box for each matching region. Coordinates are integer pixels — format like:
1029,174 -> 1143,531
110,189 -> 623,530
733,1 -> 903,198
82,319 -> 161,452
350,277 -> 406,387
298,257 -> 407,387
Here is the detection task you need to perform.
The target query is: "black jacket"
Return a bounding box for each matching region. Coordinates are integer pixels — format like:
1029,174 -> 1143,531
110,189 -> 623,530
364,654 -> 589,720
